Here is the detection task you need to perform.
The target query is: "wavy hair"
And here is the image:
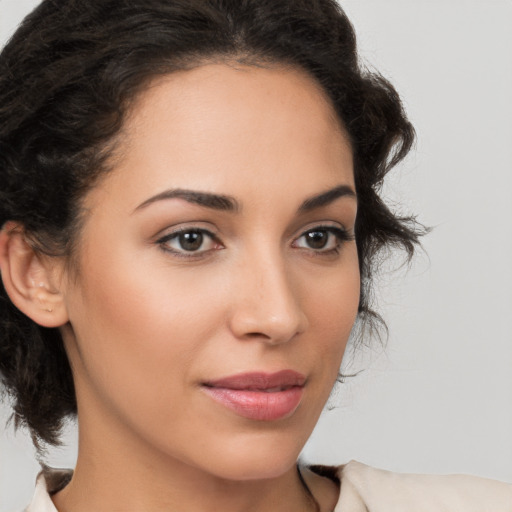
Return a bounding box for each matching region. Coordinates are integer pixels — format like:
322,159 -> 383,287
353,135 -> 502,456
0,0 -> 423,448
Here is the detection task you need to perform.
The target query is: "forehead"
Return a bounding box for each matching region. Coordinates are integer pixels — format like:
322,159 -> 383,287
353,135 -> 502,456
128,62 -> 345,131
88,63 -> 354,212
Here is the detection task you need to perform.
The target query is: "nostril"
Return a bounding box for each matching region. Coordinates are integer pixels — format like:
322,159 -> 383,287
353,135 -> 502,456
244,331 -> 273,340
234,321 -> 304,345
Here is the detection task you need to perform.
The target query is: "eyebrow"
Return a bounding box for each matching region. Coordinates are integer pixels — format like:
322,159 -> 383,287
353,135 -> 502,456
298,184 -> 356,212
133,184 -> 356,214
133,189 -> 240,213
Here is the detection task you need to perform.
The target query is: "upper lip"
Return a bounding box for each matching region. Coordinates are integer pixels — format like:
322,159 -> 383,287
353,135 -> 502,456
203,370 -> 306,391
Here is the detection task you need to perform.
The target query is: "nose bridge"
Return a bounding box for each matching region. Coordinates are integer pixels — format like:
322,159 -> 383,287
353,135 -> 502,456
229,243 -> 307,343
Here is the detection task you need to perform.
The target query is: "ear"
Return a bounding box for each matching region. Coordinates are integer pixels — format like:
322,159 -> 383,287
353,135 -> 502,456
0,221 -> 69,327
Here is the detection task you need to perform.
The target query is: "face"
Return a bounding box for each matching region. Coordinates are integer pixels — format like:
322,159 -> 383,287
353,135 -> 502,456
58,63 -> 359,480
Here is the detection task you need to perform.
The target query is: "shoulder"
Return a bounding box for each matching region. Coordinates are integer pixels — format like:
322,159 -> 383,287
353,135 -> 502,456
24,468 -> 72,512
335,460 -> 512,512
22,463 -> 512,512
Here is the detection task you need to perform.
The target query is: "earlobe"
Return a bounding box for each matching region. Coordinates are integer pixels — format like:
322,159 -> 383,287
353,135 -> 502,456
0,222 -> 69,328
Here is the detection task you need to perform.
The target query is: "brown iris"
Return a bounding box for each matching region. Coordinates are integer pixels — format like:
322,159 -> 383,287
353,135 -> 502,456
305,230 -> 329,249
179,231 -> 204,251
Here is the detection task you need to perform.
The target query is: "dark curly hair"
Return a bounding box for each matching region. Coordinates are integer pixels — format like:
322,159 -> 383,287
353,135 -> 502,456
0,0 -> 423,449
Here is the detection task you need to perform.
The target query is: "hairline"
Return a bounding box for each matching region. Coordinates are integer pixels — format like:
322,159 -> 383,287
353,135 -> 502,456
59,53 -> 354,281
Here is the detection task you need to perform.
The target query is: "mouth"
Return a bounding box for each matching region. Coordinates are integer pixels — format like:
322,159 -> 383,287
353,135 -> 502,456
201,370 -> 306,421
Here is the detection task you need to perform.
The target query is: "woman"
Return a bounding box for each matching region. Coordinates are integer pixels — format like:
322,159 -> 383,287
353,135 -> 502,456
0,1 -> 510,511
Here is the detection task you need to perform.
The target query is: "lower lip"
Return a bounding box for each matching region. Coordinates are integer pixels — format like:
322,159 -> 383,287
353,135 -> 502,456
202,386 -> 304,421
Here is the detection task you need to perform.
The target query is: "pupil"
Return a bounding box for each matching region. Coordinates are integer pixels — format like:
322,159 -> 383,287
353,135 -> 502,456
306,230 -> 328,249
179,232 -> 203,251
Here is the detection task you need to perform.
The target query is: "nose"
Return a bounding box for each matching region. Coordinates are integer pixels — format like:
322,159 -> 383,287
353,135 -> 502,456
228,251 -> 308,344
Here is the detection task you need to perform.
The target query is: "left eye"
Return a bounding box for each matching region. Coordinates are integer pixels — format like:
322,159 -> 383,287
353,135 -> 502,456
158,229 -> 219,254
293,227 -> 348,251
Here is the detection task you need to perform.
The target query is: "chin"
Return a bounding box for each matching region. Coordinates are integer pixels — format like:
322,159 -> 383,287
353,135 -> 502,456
193,430 -> 308,481
210,455 -> 299,482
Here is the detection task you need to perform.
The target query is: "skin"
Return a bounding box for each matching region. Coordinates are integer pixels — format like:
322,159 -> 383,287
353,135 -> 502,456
2,63 -> 360,512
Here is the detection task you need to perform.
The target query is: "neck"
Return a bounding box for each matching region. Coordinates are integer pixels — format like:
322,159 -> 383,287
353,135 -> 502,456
51,419 -> 321,512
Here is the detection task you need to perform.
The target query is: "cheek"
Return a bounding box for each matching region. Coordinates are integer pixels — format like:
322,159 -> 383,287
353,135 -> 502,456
306,252 -> 360,347
63,243 -> 227,416
293,248 -> 360,405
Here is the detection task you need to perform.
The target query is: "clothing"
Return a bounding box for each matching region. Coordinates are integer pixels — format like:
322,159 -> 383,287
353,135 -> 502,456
25,461 -> 512,512
336,461 -> 512,511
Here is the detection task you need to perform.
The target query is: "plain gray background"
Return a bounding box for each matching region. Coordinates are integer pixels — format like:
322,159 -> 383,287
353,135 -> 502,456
1,1 -> 512,510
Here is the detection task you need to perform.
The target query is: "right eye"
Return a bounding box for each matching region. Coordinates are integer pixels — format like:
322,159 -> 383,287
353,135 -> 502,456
157,228 -> 222,256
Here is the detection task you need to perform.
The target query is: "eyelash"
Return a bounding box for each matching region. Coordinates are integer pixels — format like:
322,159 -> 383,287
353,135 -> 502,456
156,228 -> 222,259
156,225 -> 354,259
292,226 -> 354,255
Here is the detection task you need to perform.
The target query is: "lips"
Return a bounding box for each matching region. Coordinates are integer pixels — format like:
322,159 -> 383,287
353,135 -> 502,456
202,370 -> 306,421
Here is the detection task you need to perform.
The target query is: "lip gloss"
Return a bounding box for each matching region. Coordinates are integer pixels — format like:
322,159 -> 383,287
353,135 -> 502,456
202,370 -> 305,421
